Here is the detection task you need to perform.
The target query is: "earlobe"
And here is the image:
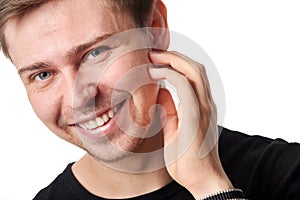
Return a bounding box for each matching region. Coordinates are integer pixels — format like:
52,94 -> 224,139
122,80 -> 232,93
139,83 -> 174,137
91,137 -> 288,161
149,0 -> 170,50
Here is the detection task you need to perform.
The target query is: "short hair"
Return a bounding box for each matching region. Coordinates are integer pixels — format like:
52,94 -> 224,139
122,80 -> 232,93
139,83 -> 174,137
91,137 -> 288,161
0,0 -> 154,58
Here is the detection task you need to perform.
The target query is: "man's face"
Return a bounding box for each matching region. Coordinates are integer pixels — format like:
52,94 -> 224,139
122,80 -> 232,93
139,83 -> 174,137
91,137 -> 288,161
4,0 -> 159,163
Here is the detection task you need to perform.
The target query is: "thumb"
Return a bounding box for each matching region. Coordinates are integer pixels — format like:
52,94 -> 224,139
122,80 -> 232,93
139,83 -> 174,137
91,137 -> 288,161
157,88 -> 179,145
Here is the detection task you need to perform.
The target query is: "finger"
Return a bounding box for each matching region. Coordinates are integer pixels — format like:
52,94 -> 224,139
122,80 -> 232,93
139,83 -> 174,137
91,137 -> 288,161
150,51 -> 201,82
149,66 -> 199,112
149,52 -> 218,160
149,51 -> 211,110
149,66 -> 200,144
157,88 -> 177,120
157,88 -> 179,144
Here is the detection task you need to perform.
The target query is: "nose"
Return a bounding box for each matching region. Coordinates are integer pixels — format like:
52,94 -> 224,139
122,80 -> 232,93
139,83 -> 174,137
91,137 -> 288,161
69,64 -> 101,110
72,83 -> 99,109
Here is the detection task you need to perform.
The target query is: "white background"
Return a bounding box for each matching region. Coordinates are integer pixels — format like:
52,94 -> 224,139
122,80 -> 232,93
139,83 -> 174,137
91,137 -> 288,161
0,1 -> 300,199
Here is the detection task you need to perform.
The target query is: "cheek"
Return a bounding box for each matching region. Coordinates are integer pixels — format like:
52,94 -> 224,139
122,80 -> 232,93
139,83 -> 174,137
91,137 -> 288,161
99,51 -> 151,88
100,54 -> 159,122
133,84 -> 159,111
28,90 -> 61,124
128,84 -> 159,126
99,61 -> 133,88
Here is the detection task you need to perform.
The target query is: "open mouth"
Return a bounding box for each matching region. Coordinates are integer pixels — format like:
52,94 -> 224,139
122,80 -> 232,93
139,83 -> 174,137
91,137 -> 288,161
75,100 -> 125,131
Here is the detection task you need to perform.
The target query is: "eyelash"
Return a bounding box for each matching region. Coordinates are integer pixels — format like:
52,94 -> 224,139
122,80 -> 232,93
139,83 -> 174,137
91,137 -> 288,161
31,71 -> 55,82
85,45 -> 112,61
26,45 -> 114,83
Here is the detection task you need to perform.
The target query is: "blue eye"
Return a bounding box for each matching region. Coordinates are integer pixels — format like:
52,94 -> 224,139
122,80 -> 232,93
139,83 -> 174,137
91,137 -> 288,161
35,72 -> 51,81
86,45 -> 111,61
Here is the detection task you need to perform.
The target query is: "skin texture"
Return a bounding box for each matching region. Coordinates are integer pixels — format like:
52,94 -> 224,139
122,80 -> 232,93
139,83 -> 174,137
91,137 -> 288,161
5,0 -> 159,162
4,0 -> 233,198
149,51 -> 233,197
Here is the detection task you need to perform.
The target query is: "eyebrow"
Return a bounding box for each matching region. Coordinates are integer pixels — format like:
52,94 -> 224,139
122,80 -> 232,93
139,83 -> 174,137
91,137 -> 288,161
65,33 -> 116,58
18,62 -> 51,76
18,32 -> 116,76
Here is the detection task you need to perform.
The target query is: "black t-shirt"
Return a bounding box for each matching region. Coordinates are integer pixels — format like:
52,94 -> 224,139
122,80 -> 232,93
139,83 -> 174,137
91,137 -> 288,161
33,127 -> 300,200
34,167 -> 193,200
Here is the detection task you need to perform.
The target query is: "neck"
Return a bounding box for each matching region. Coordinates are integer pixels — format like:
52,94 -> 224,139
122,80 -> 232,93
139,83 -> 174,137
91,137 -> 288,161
72,116 -> 173,198
72,153 -> 173,199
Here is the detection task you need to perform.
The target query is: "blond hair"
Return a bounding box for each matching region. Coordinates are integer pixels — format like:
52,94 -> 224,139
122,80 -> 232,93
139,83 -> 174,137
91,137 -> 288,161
0,0 -> 153,58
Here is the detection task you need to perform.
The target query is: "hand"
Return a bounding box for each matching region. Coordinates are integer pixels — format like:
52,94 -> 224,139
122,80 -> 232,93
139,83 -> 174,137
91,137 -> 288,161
149,51 -> 233,198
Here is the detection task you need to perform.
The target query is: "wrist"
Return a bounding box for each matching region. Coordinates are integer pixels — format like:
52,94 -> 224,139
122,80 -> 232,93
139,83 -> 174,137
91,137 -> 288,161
187,173 -> 234,199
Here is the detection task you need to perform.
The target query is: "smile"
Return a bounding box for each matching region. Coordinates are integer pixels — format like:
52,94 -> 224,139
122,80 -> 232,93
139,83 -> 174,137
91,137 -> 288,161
77,108 -> 116,130
75,100 -> 125,131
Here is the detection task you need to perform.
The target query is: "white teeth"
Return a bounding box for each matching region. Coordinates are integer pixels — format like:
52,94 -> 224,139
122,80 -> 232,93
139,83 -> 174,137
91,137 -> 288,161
88,121 -> 98,130
108,110 -> 114,118
78,109 -> 116,130
78,123 -> 88,130
102,114 -> 109,123
96,117 -> 104,126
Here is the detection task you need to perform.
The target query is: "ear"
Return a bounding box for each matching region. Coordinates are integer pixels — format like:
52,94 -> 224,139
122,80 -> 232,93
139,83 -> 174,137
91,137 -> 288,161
148,0 -> 170,50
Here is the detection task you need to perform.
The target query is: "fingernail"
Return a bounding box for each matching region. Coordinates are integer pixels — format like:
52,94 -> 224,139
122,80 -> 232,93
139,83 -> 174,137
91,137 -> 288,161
148,66 -> 155,74
148,67 -> 159,78
149,50 -> 163,55
148,67 -> 166,81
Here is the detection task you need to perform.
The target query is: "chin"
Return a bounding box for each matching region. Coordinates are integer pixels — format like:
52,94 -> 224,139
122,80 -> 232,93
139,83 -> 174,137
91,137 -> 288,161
79,128 -> 144,163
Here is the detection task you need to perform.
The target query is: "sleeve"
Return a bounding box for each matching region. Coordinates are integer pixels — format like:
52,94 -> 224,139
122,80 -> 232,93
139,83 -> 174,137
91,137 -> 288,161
218,127 -> 300,200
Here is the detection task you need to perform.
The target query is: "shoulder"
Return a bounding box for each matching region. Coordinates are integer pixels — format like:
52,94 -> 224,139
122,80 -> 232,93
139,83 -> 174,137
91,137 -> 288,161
219,127 -> 300,199
218,126 -> 300,167
33,163 -> 78,200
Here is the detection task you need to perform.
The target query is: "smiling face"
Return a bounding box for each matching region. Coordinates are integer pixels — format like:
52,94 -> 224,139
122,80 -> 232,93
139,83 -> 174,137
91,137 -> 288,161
4,0 -> 162,163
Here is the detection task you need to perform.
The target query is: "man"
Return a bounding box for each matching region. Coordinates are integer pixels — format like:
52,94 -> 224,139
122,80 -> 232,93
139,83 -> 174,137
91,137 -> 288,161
0,0 -> 299,199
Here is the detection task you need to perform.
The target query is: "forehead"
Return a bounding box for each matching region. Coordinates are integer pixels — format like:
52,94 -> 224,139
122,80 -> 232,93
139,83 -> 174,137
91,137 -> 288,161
4,0 -> 134,69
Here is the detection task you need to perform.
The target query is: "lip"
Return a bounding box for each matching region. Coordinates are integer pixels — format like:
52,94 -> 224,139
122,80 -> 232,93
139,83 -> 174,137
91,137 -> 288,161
75,117 -> 117,139
73,107 -> 111,125
74,100 -> 127,139
73,99 -> 125,125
